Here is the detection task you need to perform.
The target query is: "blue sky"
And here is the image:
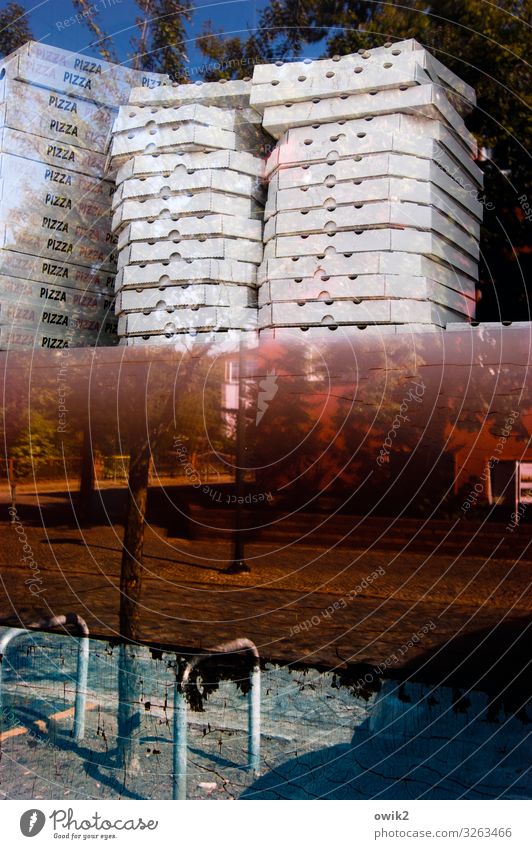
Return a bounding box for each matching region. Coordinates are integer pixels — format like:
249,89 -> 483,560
4,0 -> 271,78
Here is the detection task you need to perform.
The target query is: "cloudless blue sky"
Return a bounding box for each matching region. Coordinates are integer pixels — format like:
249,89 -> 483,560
3,0 -> 274,78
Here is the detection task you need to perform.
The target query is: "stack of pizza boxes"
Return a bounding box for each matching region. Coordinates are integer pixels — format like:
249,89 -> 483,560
250,40 -> 482,334
0,41 -> 168,350
109,79 -> 269,345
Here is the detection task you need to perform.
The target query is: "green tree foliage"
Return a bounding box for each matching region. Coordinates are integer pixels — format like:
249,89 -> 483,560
130,0 -> 192,81
0,2 -> 33,58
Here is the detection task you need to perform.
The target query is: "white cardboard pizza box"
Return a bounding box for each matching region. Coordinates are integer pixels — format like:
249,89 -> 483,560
117,214 -> 263,250
252,60 -> 474,120
258,274 -> 475,312
127,78 -> 254,108
263,229 -> 477,277
264,130 -> 482,187
252,41 -> 475,106
250,60 -> 431,109
120,327 -> 248,349
115,149 -> 265,183
116,283 -> 256,311
264,179 -> 480,236
0,77 -> 115,153
0,324 -> 118,350
0,248 -> 114,290
0,298 -> 115,331
263,202 -> 479,257
257,250 -> 476,290
0,151 -> 115,208
257,298 -> 466,327
112,191 -> 263,231
265,120 -> 478,176
279,109 -> 475,154
114,102 -> 263,134
268,155 -> 483,219
0,274 -> 115,313
12,41 -> 169,92
112,168 -> 263,209
117,237 -> 263,268
118,305 -> 257,334
0,126 -> 108,178
0,222 -> 117,272
116,257 -> 258,288
109,122 -> 239,161
113,102 -> 237,134
261,84 -> 475,144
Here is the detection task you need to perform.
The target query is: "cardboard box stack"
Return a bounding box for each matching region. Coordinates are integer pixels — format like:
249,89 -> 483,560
109,79 -> 269,345
0,41 -> 168,350
250,39 -> 482,332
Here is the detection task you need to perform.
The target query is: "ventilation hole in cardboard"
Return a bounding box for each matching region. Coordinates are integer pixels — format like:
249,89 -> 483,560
298,75 -> 307,82
354,155 -> 363,161
300,186 -> 310,191
392,49 -> 401,55
275,60 -> 284,66
361,50 -> 371,58
354,202 -> 364,209
348,274 -> 358,280
164,322 -> 176,334
321,275 -> 330,281
170,252 -> 181,261
317,253 -> 326,259
369,90 -> 378,96
365,116 -> 374,121
297,301 -> 305,306
354,67 -> 363,74
354,230 -> 364,235
294,278 -> 303,283
291,257 -> 299,262
302,164 -> 310,170
330,134 -> 342,142
325,71 -> 335,78
332,55 -> 341,62
357,132 -> 366,138
340,94 -> 348,100
321,315 -> 335,324
343,253 -> 353,258
285,102 -> 293,108
271,80 -> 280,86
127,133 -> 134,139
326,151 -> 339,163
155,300 -> 167,310
301,234 -> 310,239
383,62 -> 393,69
325,176 -> 336,187
129,111 -> 136,118
318,291 -> 331,301
304,139 -> 313,145
300,325 -> 309,331
300,210 -> 309,215
312,98 -> 321,103
353,180 -> 363,185
399,85 -> 408,91
159,275 -> 170,286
